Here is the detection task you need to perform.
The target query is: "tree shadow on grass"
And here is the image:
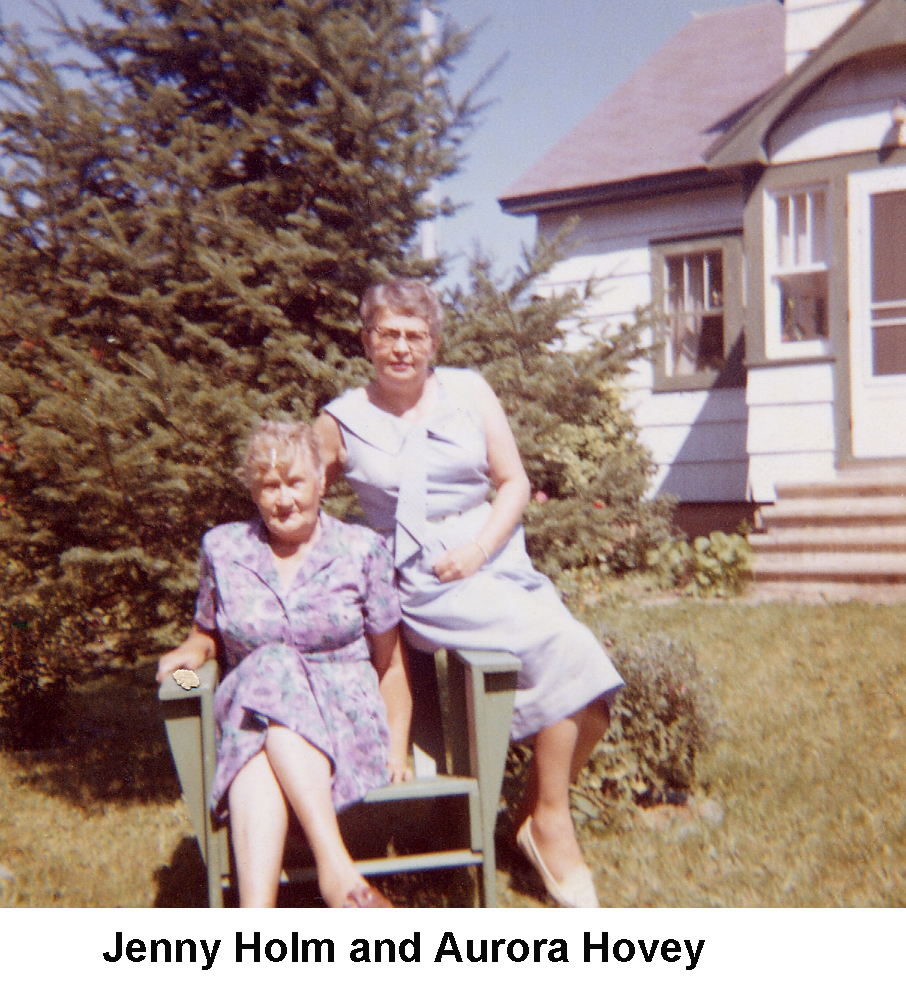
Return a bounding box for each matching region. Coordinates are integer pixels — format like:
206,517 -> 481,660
153,836 -> 210,907
4,660 -> 183,809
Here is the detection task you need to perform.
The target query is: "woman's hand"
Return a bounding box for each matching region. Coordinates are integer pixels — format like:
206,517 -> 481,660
155,625 -> 217,683
387,759 -> 414,783
429,373 -> 530,587
431,541 -> 487,583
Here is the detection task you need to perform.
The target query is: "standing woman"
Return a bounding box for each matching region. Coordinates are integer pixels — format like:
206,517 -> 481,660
314,278 -> 624,908
157,420 -> 412,908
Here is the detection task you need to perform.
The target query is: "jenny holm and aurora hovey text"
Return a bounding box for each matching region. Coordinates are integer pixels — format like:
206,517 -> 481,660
102,931 -> 706,970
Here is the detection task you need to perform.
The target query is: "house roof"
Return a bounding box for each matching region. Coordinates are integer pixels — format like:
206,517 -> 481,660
499,1 -> 786,214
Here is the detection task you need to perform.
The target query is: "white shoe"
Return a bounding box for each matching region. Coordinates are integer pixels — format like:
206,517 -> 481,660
516,816 -> 600,908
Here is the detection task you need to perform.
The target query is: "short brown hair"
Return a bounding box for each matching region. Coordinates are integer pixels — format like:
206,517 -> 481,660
360,278 -> 443,337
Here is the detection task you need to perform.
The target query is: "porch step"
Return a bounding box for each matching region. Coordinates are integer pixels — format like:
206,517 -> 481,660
752,551 -> 906,583
752,525 -> 906,552
751,465 -> 906,598
759,495 -> 906,527
775,467 -> 906,499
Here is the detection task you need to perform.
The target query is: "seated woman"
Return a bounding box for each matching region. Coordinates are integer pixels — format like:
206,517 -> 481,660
315,278 -> 625,909
156,420 -> 412,908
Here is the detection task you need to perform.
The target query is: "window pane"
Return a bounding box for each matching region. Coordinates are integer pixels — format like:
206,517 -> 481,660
794,193 -> 809,265
869,189 -> 906,375
779,271 -> 828,341
698,315 -> 726,371
688,254 -> 704,309
664,250 -> 724,376
705,251 -> 723,308
871,189 -> 906,305
873,322 -> 906,375
811,190 -> 827,265
777,196 -> 791,266
775,189 -> 826,269
667,256 -> 685,312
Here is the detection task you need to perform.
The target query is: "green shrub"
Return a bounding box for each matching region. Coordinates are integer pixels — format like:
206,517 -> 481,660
501,632 -> 720,828
582,635 -> 719,820
647,530 -> 753,598
0,594 -> 82,747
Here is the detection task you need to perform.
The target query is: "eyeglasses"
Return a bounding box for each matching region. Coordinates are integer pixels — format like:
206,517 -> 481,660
369,326 -> 434,349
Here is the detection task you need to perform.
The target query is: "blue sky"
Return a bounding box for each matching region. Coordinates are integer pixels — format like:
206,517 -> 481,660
5,0 -> 762,284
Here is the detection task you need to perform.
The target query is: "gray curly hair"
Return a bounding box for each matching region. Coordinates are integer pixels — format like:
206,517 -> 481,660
234,420 -> 324,492
360,277 -> 444,338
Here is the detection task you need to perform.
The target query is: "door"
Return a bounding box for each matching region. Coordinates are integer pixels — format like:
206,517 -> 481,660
848,167 -> 906,458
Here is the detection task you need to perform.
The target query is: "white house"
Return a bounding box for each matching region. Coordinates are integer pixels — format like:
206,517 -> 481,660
500,0 -> 906,590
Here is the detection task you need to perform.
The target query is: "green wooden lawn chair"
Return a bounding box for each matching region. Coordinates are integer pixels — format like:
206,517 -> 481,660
158,644 -> 519,907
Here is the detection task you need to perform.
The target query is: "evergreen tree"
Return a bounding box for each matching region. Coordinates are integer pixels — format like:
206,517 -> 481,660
0,0 -> 478,694
0,2 -> 672,724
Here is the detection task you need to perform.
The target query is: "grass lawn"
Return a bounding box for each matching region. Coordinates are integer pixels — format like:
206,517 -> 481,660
2,597 -> 905,907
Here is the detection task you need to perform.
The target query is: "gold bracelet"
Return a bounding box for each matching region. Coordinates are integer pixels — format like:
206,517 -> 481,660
472,540 -> 490,564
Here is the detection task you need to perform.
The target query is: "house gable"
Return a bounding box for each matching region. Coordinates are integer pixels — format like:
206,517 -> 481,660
708,0 -> 906,168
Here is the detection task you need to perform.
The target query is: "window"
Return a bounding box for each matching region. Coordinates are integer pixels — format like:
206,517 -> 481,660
665,250 -> 725,375
766,186 -> 830,356
652,234 -> 744,390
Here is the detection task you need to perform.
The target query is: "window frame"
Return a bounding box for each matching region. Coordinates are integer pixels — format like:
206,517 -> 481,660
764,183 -> 832,360
651,232 -> 745,392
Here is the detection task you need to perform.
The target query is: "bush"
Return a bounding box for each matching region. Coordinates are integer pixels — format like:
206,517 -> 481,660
647,530 -> 753,598
0,594 -> 84,747
581,635 -> 718,820
501,632 -> 719,829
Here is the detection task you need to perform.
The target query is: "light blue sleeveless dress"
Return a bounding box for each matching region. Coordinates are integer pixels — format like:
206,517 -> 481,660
324,367 -> 624,740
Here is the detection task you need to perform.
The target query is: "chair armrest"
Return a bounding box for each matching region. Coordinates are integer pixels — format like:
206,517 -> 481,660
157,658 -> 220,701
449,648 -> 520,676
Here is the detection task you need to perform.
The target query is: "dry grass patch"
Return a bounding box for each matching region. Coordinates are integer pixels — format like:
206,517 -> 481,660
0,660 -> 206,907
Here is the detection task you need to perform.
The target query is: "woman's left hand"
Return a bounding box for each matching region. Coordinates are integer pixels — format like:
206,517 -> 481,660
432,542 -> 486,583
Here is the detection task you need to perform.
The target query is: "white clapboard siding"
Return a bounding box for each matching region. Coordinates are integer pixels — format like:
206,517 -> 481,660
651,460 -> 751,501
746,362 -> 837,501
539,186 -> 745,252
628,388 -> 749,500
746,361 -> 835,406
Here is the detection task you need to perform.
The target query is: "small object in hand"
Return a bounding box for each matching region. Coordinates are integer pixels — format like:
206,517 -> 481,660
173,668 -> 200,690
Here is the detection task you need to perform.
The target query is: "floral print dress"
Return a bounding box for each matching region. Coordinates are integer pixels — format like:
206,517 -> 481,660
193,513 -> 402,818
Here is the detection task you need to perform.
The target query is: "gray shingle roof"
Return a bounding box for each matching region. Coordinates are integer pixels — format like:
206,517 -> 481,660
500,1 -> 786,211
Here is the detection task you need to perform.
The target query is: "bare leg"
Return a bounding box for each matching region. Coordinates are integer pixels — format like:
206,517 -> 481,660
570,695 -> 610,783
263,725 -> 367,908
514,696 -> 611,883
521,714 -> 584,880
228,750 -> 289,908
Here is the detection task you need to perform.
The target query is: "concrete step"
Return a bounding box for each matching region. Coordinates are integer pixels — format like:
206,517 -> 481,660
751,465 -> 906,600
753,550 -> 906,583
750,525 -> 906,553
776,465 -> 906,500
761,495 -> 906,528
745,580 -> 906,603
